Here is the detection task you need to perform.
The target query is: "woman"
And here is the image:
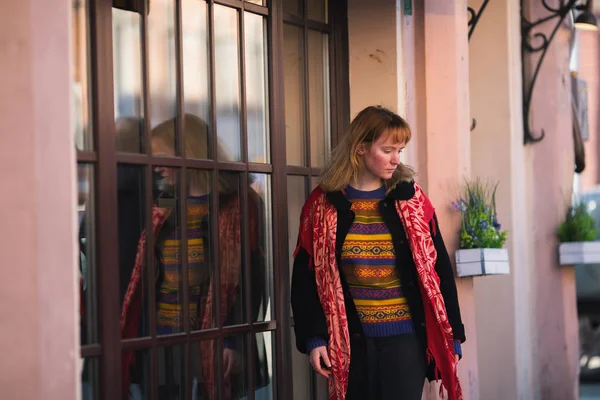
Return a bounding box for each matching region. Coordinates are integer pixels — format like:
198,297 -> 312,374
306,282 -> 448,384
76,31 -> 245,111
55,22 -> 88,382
120,114 -> 269,400
291,106 -> 465,400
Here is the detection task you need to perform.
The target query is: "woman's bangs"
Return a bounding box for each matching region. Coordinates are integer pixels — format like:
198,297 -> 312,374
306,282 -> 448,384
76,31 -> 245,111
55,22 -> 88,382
385,126 -> 411,145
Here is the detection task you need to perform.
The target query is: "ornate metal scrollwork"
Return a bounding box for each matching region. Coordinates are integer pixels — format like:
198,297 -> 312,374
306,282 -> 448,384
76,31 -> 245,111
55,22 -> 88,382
468,0 -> 491,40
521,0 -> 579,144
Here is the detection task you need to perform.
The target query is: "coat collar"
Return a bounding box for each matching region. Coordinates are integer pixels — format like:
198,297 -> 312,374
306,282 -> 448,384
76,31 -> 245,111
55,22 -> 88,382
325,180 -> 416,211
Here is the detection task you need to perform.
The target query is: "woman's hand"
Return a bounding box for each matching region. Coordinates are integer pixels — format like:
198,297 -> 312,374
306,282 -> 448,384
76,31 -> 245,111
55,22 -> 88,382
309,346 -> 331,379
223,348 -> 241,378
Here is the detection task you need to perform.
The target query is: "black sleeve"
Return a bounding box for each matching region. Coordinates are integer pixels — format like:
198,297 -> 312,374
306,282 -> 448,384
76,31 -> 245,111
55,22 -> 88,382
431,214 -> 466,343
290,246 -> 329,354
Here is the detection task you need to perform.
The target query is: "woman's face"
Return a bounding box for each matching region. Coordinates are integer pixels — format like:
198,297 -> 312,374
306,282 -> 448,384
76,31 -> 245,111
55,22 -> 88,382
358,130 -> 405,182
151,137 -> 177,189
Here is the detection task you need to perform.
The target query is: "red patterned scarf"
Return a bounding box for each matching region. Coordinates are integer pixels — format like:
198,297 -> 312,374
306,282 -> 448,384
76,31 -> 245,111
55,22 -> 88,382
294,183 -> 462,400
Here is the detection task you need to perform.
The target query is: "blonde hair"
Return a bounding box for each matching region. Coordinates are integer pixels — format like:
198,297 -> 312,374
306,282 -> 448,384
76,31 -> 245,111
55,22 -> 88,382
320,106 -> 415,192
151,114 -> 238,194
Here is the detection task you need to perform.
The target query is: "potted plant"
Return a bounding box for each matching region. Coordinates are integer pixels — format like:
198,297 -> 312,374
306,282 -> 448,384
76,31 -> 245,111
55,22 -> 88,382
557,202 -> 600,265
452,179 -> 509,277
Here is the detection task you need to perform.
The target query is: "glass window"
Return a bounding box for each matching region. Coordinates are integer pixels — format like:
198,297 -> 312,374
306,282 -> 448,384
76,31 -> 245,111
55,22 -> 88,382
185,169 -> 214,332
153,168 -> 186,336
308,0 -> 328,22
283,24 -> 306,166
308,30 -> 330,168
219,172 -> 246,326
116,165 -> 148,335
182,0 -> 211,158
255,331 -> 276,399
125,349 -> 152,399
148,0 -> 177,154
80,357 -> 100,400
283,5 -> 335,400
283,0 -> 301,15
76,0 -> 343,398
245,12 -> 270,163
72,0 -> 93,151
250,173 -> 274,323
287,176 -> 306,280
157,345 -> 186,399
224,335 -> 249,398
112,7 -> 144,153
310,175 -> 320,190
214,5 -> 242,162
78,164 -> 98,345
191,340 -> 217,399
185,170 -> 216,333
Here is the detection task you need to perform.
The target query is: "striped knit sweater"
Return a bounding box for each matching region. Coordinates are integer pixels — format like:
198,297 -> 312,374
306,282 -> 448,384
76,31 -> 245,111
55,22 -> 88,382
306,185 -> 462,356
341,185 -> 414,337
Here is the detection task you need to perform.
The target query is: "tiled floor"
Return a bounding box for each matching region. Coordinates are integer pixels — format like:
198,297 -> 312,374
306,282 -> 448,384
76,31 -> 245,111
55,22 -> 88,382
581,384 -> 600,400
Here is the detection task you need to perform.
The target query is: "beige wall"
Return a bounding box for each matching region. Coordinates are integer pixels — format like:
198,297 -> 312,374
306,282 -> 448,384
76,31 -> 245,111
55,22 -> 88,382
347,0 -> 402,118
0,1 -> 79,399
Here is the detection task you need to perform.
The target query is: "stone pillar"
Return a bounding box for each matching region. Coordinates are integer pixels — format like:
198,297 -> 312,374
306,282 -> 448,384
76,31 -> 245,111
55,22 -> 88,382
418,1 -> 478,398
468,0 -> 535,399
527,2 -> 579,399
0,1 -> 78,399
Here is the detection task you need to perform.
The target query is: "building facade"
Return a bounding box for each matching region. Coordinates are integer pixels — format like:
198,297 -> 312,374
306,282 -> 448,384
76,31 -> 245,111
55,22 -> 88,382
1,0 -> 597,399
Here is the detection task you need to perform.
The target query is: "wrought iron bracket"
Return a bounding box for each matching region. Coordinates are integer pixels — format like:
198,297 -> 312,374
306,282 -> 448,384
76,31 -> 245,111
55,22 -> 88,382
521,0 -> 581,144
468,0 -> 490,41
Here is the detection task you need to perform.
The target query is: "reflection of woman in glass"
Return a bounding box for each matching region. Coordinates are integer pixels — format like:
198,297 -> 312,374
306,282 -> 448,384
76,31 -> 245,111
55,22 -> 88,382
291,106 -> 465,400
120,114 -> 269,399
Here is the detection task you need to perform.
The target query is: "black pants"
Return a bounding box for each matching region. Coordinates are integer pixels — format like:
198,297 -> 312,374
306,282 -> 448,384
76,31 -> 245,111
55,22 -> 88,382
346,334 -> 428,400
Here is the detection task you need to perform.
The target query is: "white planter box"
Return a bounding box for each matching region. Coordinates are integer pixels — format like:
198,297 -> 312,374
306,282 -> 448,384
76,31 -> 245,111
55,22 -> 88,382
455,248 -> 510,277
558,241 -> 600,265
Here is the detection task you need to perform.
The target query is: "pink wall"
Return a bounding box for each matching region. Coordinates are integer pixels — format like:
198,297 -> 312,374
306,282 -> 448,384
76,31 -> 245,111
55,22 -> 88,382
0,1 -> 79,399
528,2 -> 579,398
417,1 -> 479,399
467,0 -> 533,398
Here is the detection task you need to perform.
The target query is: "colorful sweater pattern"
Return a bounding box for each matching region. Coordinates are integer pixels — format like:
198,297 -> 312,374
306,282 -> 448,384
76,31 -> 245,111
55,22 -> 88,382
340,185 -> 414,337
156,196 -> 209,335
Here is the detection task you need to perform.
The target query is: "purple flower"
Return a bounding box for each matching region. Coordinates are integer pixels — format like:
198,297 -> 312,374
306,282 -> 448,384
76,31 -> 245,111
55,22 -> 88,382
452,200 -> 468,212
493,217 -> 501,229
480,220 -> 488,229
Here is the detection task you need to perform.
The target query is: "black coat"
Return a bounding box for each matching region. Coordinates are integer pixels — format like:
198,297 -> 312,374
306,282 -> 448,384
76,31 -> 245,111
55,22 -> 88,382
290,181 -> 465,381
